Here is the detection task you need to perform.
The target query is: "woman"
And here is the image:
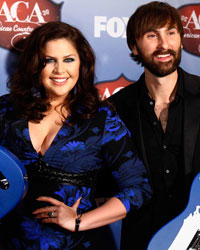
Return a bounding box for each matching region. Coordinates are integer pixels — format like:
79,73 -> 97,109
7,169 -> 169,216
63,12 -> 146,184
0,21 -> 151,249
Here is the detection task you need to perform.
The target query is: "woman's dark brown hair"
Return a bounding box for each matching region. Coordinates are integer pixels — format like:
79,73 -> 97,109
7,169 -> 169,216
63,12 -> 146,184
8,21 -> 101,124
126,1 -> 184,64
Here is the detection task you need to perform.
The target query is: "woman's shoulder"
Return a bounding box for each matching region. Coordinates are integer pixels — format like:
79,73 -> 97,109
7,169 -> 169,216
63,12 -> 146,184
92,103 -> 117,123
85,103 -> 116,128
94,102 -> 126,127
95,103 -> 131,144
0,94 -> 13,114
97,101 -> 116,116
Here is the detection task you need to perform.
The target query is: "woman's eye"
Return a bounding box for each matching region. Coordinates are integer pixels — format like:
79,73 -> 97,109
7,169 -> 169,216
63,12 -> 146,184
64,58 -> 75,62
45,58 -> 55,64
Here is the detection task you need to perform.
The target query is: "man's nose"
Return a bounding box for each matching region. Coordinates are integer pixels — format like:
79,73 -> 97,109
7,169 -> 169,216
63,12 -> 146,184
157,34 -> 169,50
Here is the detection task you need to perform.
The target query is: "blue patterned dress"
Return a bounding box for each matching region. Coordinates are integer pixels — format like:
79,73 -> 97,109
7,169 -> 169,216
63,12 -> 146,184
0,94 -> 151,250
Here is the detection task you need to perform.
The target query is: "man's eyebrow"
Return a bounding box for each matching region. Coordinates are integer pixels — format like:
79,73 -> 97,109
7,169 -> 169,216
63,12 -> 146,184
167,25 -> 178,30
143,25 -> 178,34
143,29 -> 158,34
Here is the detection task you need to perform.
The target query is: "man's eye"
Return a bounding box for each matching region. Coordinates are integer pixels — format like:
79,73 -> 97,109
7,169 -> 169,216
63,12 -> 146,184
169,31 -> 176,35
147,33 -> 156,38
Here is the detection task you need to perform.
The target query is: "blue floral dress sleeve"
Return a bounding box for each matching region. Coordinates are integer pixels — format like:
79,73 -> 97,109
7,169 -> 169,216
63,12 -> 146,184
100,106 -> 151,213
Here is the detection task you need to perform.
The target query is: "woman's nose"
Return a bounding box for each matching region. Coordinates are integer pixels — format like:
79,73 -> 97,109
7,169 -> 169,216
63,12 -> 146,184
53,62 -> 66,74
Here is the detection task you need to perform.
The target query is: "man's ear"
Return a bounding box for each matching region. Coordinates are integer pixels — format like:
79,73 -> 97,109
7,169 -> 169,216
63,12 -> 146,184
132,44 -> 139,56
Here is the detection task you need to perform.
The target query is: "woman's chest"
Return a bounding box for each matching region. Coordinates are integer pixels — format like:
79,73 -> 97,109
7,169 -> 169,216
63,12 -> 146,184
3,118 -> 104,172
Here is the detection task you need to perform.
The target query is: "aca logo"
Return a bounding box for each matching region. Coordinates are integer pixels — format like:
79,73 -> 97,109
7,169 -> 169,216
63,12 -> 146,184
0,0 -> 62,50
96,75 -> 132,100
178,4 -> 200,56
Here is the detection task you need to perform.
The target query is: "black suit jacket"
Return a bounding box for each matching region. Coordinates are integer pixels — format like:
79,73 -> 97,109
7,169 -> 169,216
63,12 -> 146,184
109,67 -> 200,249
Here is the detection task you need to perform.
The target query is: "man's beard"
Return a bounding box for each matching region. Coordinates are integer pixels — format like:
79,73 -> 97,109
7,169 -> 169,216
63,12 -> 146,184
137,46 -> 182,77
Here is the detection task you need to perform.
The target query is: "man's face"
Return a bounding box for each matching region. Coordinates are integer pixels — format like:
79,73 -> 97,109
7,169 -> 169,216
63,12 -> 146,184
132,24 -> 182,77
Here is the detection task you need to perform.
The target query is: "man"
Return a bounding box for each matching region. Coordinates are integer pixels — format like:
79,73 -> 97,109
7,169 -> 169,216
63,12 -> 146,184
109,1 -> 200,250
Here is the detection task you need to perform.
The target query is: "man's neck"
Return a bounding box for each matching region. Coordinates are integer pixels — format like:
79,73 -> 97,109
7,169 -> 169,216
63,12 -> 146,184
144,68 -> 179,132
144,68 -> 178,104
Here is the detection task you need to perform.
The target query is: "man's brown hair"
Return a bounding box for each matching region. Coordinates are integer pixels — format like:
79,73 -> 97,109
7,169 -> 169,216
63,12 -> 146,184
127,1 -> 184,63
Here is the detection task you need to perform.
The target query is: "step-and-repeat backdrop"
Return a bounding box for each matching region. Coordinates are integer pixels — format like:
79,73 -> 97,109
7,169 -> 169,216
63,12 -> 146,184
0,0 -> 199,97
0,0 -> 199,249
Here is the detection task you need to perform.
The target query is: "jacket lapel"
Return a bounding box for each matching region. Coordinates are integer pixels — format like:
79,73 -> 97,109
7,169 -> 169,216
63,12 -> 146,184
129,78 -> 152,184
182,69 -> 200,175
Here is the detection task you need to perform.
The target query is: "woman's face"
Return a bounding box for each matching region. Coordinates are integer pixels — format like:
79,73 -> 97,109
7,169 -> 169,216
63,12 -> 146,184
41,38 -> 80,102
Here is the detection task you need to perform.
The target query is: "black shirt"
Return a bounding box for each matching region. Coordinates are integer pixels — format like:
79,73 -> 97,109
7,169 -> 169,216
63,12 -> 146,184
139,73 -> 187,230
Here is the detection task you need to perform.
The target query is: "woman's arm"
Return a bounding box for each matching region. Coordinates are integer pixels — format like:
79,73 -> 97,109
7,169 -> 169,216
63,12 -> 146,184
33,196 -> 126,232
79,197 -> 126,230
100,107 -> 152,213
